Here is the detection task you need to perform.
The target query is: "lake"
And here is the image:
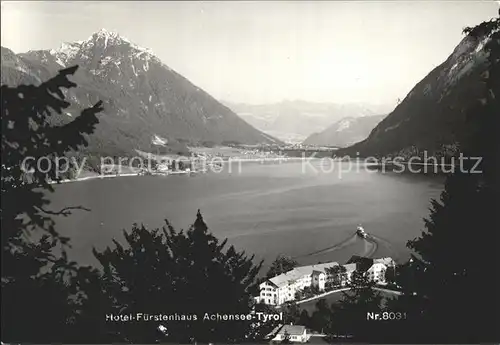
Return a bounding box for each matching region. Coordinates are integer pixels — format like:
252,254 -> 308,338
46,160 -> 444,270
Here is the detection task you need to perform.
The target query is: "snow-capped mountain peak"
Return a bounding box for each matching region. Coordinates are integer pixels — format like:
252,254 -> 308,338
93,28 -> 120,40
86,28 -> 124,49
86,28 -> 155,55
48,28 -> 163,71
50,41 -> 83,66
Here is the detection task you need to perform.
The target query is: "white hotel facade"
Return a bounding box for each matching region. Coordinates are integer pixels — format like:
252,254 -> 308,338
257,257 -> 395,306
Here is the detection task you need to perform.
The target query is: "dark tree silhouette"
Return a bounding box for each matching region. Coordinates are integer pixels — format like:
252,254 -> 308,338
326,269 -> 383,340
383,264 -> 397,285
1,66 -> 103,342
266,255 -> 298,278
309,298 -> 334,335
298,309 -> 311,327
77,211 -> 263,343
395,14 -> 500,343
281,302 -> 302,325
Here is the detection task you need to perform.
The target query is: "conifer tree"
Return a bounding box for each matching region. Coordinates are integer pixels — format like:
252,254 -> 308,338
1,66 -> 103,342
401,13 -> 500,342
266,255 -> 298,278
82,211 -> 263,343
328,269 -> 383,340
282,302 -> 302,324
309,298 -> 335,335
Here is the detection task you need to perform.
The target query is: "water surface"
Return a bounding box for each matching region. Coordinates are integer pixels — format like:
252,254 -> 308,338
47,161 -> 444,269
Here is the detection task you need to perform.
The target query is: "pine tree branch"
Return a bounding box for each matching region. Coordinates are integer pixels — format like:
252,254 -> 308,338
35,205 -> 91,216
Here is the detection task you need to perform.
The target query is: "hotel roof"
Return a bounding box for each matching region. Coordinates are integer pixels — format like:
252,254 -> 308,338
277,325 -> 306,336
268,262 -> 339,288
263,258 -> 394,289
374,257 -> 395,266
343,263 -> 357,272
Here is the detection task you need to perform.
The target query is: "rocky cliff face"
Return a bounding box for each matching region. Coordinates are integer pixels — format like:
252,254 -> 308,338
339,28 -> 496,159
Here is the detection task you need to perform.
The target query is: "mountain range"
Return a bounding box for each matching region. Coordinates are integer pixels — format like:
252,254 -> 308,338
1,29 -> 278,158
337,23 -> 498,159
223,100 -> 393,144
3,23 -> 496,160
303,114 -> 386,148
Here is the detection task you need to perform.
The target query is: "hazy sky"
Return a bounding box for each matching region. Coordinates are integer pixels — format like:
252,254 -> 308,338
1,1 -> 499,105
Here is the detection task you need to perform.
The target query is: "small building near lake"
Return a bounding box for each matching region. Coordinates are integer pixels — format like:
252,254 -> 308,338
271,325 -> 310,343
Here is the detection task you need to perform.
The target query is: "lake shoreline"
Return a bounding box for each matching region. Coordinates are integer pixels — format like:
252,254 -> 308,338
50,157 -> 313,185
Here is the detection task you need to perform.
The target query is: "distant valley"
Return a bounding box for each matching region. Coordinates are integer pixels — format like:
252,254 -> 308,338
303,114 -> 386,148
223,100 -> 393,144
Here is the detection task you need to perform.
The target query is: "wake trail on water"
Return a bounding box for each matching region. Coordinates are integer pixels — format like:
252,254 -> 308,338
297,234 -> 357,258
368,233 -> 400,261
297,232 -> 385,260
369,234 -> 394,250
361,236 -> 378,258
